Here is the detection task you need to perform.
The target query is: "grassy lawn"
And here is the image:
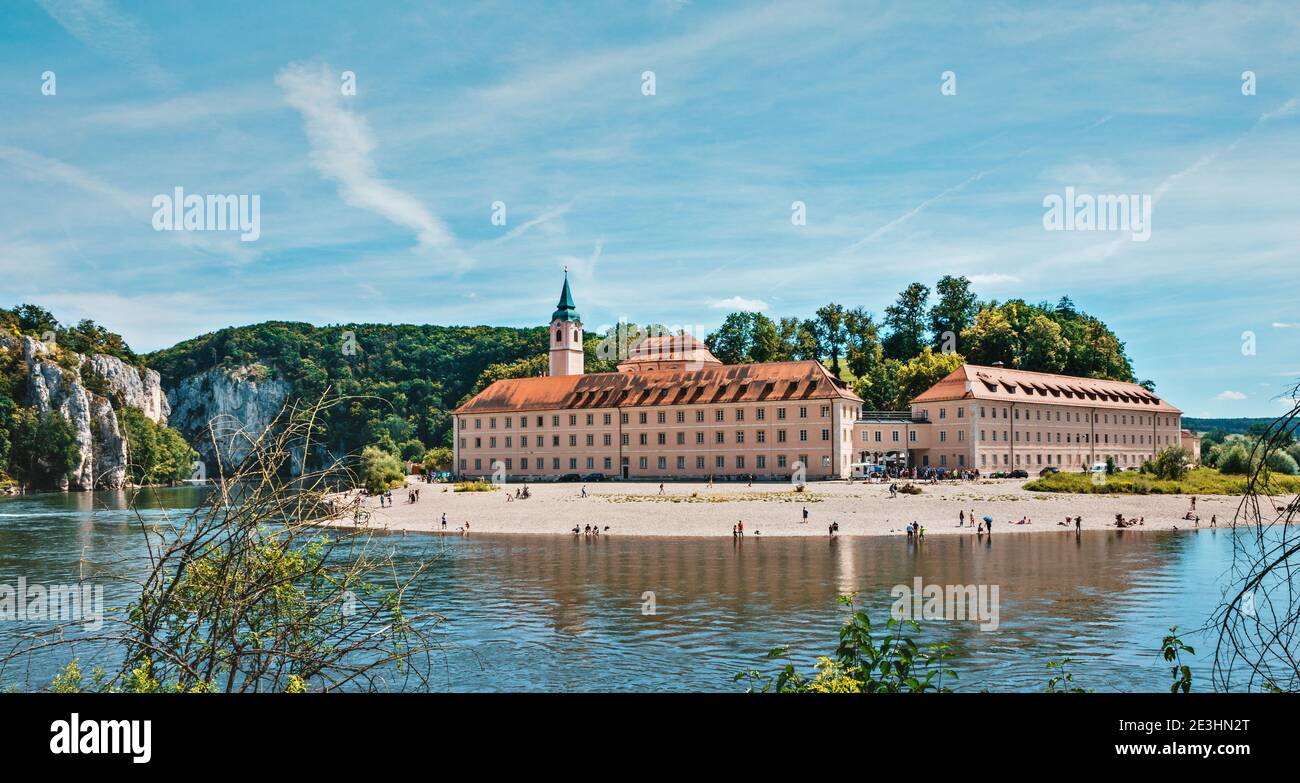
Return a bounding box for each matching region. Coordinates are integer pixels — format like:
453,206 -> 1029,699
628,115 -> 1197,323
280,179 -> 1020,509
1023,467 -> 1300,496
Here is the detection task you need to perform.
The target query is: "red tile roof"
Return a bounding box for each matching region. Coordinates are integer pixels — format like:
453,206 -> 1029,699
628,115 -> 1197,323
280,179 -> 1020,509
454,360 -> 860,414
911,364 -> 1181,413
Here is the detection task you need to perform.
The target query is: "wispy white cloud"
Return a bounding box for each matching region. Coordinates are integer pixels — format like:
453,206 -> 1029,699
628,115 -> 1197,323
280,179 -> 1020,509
36,0 -> 169,85
276,62 -> 472,269
846,169 -> 994,250
967,273 -> 1020,286
1216,390 -> 1248,400
710,296 -> 770,311
1272,322 -> 1300,329
0,144 -> 255,265
489,204 -> 571,245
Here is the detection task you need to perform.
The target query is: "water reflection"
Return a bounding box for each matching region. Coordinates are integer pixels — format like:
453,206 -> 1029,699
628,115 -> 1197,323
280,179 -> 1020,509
0,488 -> 1239,692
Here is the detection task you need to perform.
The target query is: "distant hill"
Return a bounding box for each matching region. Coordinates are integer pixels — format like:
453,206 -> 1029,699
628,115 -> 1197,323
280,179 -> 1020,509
145,321 -> 550,454
1184,417 -> 1298,436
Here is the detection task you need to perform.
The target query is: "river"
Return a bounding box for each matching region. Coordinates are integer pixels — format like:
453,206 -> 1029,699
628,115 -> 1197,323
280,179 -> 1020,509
0,487 -> 1242,692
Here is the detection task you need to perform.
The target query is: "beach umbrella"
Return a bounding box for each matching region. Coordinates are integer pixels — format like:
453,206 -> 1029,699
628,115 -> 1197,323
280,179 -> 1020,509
983,515 -> 993,523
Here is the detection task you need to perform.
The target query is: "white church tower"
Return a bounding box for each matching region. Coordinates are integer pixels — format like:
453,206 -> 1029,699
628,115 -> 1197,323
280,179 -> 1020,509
549,270 -> 584,376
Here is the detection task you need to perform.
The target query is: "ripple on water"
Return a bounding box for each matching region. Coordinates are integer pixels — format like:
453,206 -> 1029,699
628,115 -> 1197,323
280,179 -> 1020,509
0,491 -> 1252,692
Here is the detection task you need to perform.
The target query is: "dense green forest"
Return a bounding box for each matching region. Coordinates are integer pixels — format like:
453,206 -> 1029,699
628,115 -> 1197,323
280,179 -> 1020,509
1184,417 -> 1300,437
703,275 -> 1141,410
146,322 -> 569,458
1,277 -> 1156,487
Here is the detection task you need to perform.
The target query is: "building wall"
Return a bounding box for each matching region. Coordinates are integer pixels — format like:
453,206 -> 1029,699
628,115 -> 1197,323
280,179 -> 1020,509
897,399 -> 1181,471
455,398 -> 860,480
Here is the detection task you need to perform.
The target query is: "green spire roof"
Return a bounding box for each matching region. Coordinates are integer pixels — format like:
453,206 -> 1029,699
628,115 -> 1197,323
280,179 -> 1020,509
551,271 -> 580,322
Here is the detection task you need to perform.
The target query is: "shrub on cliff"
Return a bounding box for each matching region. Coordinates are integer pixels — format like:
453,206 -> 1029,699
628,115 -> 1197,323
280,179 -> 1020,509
121,407 -> 198,485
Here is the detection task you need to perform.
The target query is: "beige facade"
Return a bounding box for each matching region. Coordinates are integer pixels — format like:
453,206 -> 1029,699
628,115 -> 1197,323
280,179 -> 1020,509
455,395 -> 861,480
454,280 -> 1184,480
851,365 -> 1184,472
453,278 -> 862,481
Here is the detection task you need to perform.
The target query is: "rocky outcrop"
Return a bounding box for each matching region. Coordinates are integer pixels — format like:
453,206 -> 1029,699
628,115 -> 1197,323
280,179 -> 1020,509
8,335 -> 169,490
166,364 -> 291,471
88,353 -> 170,422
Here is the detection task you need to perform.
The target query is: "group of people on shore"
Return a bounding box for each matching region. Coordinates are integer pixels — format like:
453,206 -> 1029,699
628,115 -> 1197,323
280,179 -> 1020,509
1058,516 -> 1083,531
1114,514 -> 1145,528
573,523 -> 609,537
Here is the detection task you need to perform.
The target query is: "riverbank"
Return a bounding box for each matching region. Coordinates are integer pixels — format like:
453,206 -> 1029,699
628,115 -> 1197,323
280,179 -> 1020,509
327,477 -> 1252,538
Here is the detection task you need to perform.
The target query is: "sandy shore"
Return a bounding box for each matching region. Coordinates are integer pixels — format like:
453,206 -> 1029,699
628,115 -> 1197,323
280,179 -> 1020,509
327,478 -> 1247,538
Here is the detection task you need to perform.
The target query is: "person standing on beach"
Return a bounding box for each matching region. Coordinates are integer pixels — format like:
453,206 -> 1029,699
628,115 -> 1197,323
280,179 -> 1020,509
659,483 -> 665,495
581,484 -> 587,498
1075,516 -> 1081,532
737,520 -> 744,537
959,510 -> 965,527
801,506 -> 809,524
441,513 -> 447,529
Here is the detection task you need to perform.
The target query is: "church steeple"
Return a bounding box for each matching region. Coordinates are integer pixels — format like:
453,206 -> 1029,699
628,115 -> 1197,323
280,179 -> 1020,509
548,270 -> 584,376
552,271 -> 580,322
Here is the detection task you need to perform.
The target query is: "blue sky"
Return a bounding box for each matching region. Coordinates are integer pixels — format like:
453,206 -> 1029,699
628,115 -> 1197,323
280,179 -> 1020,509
1,0 -> 1298,417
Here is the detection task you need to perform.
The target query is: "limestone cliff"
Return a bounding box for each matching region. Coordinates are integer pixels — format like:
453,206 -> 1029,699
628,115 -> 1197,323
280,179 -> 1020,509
2,334 -> 170,490
165,364 -> 292,471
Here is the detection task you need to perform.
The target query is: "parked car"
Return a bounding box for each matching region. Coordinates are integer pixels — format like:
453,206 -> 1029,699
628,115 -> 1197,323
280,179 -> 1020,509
1009,469 -> 1029,479
1038,466 -> 1060,477
558,473 -> 582,482
582,473 -> 607,482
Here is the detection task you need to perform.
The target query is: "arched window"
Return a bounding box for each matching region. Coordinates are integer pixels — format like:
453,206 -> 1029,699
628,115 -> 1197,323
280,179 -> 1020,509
572,327 -> 579,341
555,328 -> 561,343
